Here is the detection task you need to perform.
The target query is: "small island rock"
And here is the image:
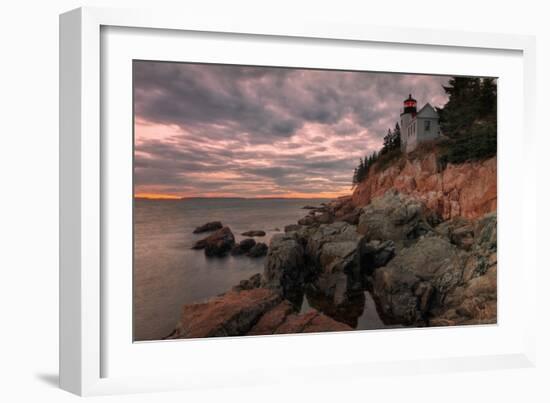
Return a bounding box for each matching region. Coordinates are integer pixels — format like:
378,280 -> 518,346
241,230 -> 266,237
247,242 -> 268,257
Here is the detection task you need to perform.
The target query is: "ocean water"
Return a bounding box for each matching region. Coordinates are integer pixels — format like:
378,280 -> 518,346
134,198 -> 390,341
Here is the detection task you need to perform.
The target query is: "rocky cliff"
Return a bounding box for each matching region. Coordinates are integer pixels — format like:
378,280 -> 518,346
351,153 -> 496,220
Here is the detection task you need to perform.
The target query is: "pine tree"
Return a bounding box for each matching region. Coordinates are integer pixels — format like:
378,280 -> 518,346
438,76 -> 497,163
392,123 -> 401,150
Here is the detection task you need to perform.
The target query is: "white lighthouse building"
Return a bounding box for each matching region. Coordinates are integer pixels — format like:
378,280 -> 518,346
399,94 -> 441,152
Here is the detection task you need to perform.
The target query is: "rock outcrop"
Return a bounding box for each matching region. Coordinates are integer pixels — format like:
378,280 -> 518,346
303,222 -> 363,306
351,153 -> 496,220
169,288 -> 352,339
170,288 -> 282,338
357,191 -> 438,242
367,206 -> 497,326
263,234 -> 306,301
192,226 -> 236,257
231,238 -> 256,255
247,242 -> 268,257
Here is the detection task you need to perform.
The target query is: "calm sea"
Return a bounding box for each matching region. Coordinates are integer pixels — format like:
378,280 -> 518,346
134,198 -> 388,341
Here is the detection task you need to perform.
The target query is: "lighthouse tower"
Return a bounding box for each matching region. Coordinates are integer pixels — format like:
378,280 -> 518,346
398,93 -> 441,153
400,94 -> 417,152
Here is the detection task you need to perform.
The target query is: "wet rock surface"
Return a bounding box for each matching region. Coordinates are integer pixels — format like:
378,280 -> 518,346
169,288 -> 282,339
247,242 -> 268,257
192,226 -> 236,257
231,238 -> 256,255
263,234 -> 307,302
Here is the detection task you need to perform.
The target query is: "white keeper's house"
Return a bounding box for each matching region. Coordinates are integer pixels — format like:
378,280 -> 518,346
400,94 -> 441,152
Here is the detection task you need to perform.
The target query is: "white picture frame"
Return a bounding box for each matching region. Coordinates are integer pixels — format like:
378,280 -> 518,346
59,6 -> 537,396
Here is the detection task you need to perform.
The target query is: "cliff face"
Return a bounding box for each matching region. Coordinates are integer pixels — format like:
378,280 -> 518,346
351,153 -> 496,220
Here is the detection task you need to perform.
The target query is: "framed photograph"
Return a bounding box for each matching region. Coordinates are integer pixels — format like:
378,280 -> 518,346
60,7 -> 537,396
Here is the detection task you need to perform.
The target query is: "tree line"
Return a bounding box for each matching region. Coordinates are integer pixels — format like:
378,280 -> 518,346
351,123 -> 401,188
438,76 -> 497,164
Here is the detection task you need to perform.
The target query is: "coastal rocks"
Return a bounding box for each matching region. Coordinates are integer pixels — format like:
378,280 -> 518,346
304,222 -> 364,306
284,224 -> 302,233
298,215 -> 317,226
357,191 -> 436,242
273,310 -> 352,334
370,235 -> 466,324
170,288 -> 282,339
430,265 -> 497,326
351,152 -> 497,220
337,209 -> 361,225
359,239 -> 395,275
247,242 -> 268,257
266,221 -> 367,309
367,210 -> 496,327
263,234 -> 307,301
248,300 -> 295,335
192,226 -> 236,257
169,285 -> 352,338
241,230 -> 266,237
248,300 -> 353,336
231,238 -> 256,255
193,221 -> 223,234
232,273 -> 262,292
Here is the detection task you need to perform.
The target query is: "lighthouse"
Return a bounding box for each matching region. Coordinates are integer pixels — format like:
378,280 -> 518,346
399,94 -> 441,152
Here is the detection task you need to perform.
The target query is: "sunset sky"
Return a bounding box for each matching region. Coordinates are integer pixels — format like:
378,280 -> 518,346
134,61 -> 451,199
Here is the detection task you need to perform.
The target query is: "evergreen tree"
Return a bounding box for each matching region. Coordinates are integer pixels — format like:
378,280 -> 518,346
381,129 -> 393,154
392,123 -> 401,150
438,76 -> 497,163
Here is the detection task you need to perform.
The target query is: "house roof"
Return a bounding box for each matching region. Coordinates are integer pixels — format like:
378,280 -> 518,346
416,103 -> 439,119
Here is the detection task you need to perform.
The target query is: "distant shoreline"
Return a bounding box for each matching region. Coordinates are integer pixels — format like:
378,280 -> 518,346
134,196 -> 336,201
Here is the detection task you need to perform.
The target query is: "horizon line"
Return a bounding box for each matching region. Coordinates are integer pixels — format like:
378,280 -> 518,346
134,195 -> 344,201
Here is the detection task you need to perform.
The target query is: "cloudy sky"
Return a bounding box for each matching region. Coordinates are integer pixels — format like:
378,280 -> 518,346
134,61 -> 450,199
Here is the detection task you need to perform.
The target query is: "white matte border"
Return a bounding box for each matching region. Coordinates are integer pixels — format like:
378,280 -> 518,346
60,7 -> 537,396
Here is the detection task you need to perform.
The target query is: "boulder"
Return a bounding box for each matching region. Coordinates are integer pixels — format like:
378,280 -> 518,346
241,230 -> 266,237
248,300 -> 294,335
247,242 -> 268,257
370,235 -> 466,325
273,310 -> 352,334
232,273 -> 262,292
359,239 -> 395,275
284,224 -> 302,233
231,238 -> 256,255
193,221 -> 223,234
263,234 -> 306,300
357,191 -> 436,243
430,265 -> 497,326
192,226 -> 236,257
336,209 -> 361,225
170,288 -> 282,339
298,215 -> 317,226
304,222 -> 364,306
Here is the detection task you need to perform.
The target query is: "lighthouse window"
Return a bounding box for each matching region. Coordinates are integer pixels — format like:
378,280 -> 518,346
425,120 -> 431,131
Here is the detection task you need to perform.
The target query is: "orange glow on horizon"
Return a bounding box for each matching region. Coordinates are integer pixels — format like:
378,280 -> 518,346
134,190 -> 350,200
134,193 -> 182,200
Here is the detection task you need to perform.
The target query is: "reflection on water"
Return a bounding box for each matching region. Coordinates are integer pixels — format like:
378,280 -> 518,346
134,198 -> 397,341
